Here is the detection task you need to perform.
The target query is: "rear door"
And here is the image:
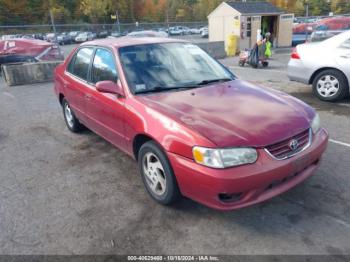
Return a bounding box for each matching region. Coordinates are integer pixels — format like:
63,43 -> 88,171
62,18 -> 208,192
84,47 -> 126,150
336,38 -> 350,85
64,47 -> 94,123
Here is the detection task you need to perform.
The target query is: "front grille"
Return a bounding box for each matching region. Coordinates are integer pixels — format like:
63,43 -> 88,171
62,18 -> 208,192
265,129 -> 311,160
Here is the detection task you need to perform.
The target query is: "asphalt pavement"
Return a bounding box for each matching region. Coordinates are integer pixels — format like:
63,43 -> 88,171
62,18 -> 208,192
0,46 -> 349,255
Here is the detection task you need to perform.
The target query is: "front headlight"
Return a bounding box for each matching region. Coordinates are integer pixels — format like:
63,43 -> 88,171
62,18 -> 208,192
311,113 -> 321,134
193,147 -> 258,169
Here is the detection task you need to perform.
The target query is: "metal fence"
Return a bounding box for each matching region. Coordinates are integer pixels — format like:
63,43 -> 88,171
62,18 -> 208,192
0,22 -> 207,36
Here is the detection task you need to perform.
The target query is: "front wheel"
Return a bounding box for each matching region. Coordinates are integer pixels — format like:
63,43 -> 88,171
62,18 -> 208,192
312,69 -> 349,102
138,141 -> 181,205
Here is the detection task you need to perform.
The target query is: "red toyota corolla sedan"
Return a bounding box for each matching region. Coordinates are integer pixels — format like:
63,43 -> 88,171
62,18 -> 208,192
54,38 -> 329,211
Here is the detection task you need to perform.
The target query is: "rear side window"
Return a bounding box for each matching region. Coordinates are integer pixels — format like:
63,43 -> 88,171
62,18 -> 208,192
67,47 -> 94,80
91,48 -> 119,84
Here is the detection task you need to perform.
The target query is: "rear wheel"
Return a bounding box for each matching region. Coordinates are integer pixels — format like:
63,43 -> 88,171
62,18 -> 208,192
312,69 -> 349,102
138,141 -> 181,205
62,98 -> 84,133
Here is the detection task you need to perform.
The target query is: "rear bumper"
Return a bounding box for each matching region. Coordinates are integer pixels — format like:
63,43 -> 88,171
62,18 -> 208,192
168,128 -> 329,211
287,59 -> 311,85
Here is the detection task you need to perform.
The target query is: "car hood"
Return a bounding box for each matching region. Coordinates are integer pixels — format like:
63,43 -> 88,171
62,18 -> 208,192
136,80 -> 314,148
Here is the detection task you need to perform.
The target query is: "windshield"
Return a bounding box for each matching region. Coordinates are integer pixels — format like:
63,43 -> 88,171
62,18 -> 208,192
119,42 -> 235,94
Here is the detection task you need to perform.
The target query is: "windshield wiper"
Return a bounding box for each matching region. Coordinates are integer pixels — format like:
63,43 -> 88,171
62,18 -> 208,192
195,78 -> 233,86
134,79 -> 233,95
134,85 -> 195,95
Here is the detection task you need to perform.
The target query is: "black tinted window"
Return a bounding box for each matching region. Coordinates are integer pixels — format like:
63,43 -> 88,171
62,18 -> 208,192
91,48 -> 118,84
68,47 -> 94,80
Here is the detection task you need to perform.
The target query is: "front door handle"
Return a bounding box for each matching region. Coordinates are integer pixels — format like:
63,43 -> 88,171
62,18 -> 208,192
340,54 -> 350,59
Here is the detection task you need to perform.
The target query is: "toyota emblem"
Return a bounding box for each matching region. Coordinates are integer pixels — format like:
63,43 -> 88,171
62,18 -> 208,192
289,139 -> 299,151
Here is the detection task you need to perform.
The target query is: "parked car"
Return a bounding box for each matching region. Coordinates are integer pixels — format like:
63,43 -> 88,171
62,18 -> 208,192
190,28 -> 201,34
0,38 -> 64,67
127,30 -> 168,38
69,31 -> 80,42
1,35 -> 17,40
310,30 -> 343,42
32,33 -> 45,40
57,33 -> 72,45
292,33 -> 311,47
46,33 -> 56,42
168,27 -> 182,36
201,27 -> 209,38
97,31 -> 109,38
288,30 -> 350,102
54,38 -> 328,211
75,32 -> 93,43
109,31 -> 121,38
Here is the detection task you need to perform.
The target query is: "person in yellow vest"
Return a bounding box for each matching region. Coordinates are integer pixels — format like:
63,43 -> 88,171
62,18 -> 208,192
264,32 -> 272,58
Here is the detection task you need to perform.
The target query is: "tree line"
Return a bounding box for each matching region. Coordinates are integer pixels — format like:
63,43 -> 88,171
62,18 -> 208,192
1,0 -> 350,25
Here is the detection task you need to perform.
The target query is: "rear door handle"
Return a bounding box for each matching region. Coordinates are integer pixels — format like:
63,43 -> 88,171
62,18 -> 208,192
84,93 -> 92,100
340,54 -> 350,59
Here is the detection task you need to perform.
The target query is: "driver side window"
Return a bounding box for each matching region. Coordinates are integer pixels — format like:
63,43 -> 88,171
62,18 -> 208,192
91,48 -> 119,84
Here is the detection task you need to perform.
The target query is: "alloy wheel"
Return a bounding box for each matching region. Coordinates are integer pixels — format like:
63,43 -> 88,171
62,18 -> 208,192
64,103 -> 74,128
142,152 -> 167,196
317,75 -> 340,98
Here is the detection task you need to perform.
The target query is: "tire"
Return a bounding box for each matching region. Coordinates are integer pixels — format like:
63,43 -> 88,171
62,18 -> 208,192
262,61 -> 269,67
138,141 -> 181,205
312,69 -> 349,102
62,98 -> 84,133
238,60 -> 245,67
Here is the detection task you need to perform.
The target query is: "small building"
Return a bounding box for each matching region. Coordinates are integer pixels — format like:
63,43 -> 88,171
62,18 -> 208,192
208,1 -> 294,49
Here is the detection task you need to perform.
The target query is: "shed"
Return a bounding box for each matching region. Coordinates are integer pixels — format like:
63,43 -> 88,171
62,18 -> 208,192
208,1 -> 294,49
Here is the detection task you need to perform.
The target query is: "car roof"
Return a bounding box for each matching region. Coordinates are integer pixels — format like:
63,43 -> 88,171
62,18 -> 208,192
80,37 -> 187,49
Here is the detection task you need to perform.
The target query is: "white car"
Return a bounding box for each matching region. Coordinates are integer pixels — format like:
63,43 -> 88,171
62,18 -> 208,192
190,28 -> 201,34
168,27 -> 183,36
75,32 -> 93,43
288,30 -> 350,101
127,30 -> 168,38
200,27 -> 209,38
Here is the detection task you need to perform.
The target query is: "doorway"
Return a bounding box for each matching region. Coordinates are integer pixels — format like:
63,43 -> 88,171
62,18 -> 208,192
261,16 -> 278,43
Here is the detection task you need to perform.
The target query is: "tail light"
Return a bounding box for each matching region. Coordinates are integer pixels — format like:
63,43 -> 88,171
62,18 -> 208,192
291,48 -> 301,59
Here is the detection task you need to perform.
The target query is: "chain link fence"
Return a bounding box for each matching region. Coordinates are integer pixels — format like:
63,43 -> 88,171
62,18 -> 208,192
0,21 -> 207,35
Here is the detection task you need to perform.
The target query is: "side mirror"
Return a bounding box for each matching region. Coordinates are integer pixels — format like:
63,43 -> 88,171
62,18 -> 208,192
96,80 -> 124,97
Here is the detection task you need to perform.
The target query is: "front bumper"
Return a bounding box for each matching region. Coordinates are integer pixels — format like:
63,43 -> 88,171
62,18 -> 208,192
168,128 -> 329,211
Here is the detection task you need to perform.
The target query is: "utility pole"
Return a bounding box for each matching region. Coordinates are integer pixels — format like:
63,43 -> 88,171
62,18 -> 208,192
49,10 -> 63,57
116,10 -> 121,35
49,10 -> 58,44
305,0 -> 309,41
166,0 -> 170,32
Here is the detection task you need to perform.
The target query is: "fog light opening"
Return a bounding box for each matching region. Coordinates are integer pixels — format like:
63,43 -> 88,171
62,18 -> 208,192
219,193 -> 243,203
